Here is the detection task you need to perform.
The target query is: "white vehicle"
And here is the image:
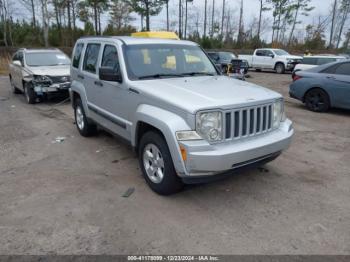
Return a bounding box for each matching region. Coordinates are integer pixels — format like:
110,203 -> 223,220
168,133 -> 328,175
8,48 -> 71,104
293,55 -> 347,72
239,49 -> 302,74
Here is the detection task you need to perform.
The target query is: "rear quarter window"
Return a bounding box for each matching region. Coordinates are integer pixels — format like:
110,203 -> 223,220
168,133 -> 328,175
72,43 -> 84,68
334,63 -> 350,75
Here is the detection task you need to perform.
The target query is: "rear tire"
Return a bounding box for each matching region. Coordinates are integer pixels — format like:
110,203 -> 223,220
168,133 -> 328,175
304,88 -> 330,112
10,76 -> 21,94
139,131 -> 184,195
74,98 -> 97,137
275,63 -> 285,74
23,82 -> 36,104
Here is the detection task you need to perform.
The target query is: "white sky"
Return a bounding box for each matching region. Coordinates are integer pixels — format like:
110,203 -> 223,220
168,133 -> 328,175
13,0 -> 334,41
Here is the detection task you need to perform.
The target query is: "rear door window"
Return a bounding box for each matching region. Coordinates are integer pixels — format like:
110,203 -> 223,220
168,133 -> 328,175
256,50 -> 264,56
83,43 -> 101,74
317,58 -> 336,65
72,43 -> 84,68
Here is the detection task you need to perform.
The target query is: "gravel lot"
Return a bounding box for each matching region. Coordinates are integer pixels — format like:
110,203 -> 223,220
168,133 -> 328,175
0,72 -> 349,255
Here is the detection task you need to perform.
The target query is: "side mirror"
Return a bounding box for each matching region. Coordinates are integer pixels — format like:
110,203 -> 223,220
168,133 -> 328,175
13,60 -> 22,66
99,66 -> 122,83
269,54 -> 275,58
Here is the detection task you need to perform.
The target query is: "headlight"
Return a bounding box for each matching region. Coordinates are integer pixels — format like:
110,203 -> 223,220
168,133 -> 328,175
196,111 -> 223,142
33,75 -> 51,83
273,99 -> 285,128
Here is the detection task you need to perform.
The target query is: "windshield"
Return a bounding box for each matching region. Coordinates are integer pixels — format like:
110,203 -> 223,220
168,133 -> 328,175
274,49 -> 290,56
220,52 -> 235,60
123,44 -> 218,80
25,52 -> 71,66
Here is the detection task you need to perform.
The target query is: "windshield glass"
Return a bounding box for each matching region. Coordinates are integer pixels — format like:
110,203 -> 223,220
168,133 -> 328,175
220,52 -> 235,60
25,52 -> 71,66
273,49 -> 290,56
124,44 -> 218,80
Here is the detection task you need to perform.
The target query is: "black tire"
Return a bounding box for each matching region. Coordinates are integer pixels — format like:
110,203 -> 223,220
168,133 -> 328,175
74,98 -> 97,137
275,63 -> 285,74
9,76 -> 21,94
23,82 -> 36,104
304,88 -> 330,112
139,131 -> 184,195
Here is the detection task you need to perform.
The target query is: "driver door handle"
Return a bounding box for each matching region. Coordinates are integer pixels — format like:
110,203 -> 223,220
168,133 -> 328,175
94,81 -> 103,87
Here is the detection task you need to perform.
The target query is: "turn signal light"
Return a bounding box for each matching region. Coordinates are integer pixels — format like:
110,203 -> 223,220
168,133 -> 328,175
180,145 -> 187,162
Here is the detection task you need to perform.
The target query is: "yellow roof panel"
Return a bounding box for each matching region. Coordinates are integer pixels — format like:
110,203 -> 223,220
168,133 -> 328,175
131,31 -> 180,40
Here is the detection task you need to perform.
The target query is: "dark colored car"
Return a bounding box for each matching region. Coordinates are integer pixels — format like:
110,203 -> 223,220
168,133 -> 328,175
207,51 -> 249,74
289,60 -> 350,112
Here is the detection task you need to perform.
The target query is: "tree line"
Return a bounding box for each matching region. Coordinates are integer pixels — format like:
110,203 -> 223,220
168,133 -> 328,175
0,0 -> 349,51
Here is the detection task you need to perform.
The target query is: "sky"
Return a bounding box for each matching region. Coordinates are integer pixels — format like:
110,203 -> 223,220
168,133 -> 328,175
12,0 -> 334,41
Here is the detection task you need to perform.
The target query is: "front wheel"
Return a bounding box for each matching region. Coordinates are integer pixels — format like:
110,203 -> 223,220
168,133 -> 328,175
275,63 -> 285,74
139,131 -> 184,195
23,82 -> 36,104
304,88 -> 330,112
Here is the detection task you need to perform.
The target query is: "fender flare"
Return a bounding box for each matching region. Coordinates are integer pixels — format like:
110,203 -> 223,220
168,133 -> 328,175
133,104 -> 193,175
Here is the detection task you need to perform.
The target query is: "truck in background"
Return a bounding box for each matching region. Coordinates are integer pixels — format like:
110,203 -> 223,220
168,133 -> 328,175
239,49 -> 302,74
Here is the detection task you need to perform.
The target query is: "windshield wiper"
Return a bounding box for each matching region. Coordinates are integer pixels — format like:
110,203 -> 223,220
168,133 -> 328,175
138,73 -> 184,79
180,72 -> 216,76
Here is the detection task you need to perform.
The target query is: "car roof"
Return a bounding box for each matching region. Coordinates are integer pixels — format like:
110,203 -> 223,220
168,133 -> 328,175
20,48 -> 62,53
303,55 -> 346,59
303,60 -> 349,73
77,36 -> 198,46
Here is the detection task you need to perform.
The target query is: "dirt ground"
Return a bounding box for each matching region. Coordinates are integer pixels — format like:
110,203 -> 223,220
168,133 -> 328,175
0,72 -> 349,255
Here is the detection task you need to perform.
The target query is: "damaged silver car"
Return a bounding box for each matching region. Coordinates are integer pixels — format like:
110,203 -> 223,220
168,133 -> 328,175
8,48 -> 71,104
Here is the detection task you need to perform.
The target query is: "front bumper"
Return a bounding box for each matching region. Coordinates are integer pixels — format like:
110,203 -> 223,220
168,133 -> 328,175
33,82 -> 71,95
178,119 -> 293,177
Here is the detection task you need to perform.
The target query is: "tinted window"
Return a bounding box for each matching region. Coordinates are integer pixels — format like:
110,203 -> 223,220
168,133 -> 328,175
25,52 -> 70,66
317,58 -> 336,65
83,43 -> 101,74
302,57 -> 317,65
256,50 -> 264,56
101,45 -> 119,69
265,50 -> 273,56
73,43 -> 84,68
12,52 -> 18,61
321,64 -> 338,74
335,63 -> 350,75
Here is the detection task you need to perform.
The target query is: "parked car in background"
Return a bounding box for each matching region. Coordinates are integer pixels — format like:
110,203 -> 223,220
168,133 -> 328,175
207,51 -> 249,74
239,49 -> 302,74
70,36 -> 293,195
293,55 -> 346,73
8,48 -> 71,104
290,61 -> 350,112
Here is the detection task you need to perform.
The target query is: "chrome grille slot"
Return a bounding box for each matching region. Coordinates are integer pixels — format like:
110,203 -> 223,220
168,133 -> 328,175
224,103 -> 274,141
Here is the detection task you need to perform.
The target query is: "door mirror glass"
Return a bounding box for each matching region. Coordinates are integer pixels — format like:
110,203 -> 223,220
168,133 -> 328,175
269,54 -> 275,58
99,66 -> 122,82
13,60 -> 22,66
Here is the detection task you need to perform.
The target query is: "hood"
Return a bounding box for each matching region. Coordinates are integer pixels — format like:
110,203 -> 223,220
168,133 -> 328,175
281,55 -> 303,60
26,65 -> 70,76
131,76 -> 281,114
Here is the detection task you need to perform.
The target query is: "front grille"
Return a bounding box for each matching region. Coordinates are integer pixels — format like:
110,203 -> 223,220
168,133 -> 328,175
49,75 -> 70,83
224,103 -> 274,140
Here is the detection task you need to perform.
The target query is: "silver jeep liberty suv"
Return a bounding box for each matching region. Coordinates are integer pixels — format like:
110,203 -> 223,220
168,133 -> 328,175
70,36 -> 293,195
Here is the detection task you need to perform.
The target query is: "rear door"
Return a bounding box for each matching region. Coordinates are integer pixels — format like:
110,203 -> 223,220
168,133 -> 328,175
93,43 -> 132,140
330,62 -> 350,109
254,50 -> 265,68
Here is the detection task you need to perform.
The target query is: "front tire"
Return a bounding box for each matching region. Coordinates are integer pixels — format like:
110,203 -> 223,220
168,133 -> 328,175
74,98 -> 97,137
304,88 -> 330,112
275,63 -> 285,74
23,82 -> 36,104
139,131 -> 184,195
